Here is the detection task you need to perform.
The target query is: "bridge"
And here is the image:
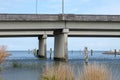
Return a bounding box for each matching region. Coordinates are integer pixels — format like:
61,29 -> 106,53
0,14 -> 120,61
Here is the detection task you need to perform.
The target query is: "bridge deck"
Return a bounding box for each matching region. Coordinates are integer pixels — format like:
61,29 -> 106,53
0,14 -> 120,22
0,14 -> 120,37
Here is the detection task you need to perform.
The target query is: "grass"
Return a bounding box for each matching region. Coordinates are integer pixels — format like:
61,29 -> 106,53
12,61 -> 22,68
0,46 -> 10,64
79,64 -> 112,80
41,64 -> 74,80
41,63 -> 118,80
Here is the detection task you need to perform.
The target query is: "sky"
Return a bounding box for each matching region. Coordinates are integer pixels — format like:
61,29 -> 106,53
0,0 -> 120,51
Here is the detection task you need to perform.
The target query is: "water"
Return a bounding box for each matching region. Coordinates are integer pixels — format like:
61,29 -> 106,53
0,51 -> 120,80
7,50 -> 120,60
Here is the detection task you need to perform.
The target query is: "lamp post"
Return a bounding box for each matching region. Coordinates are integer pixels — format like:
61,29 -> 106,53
62,0 -> 64,15
62,0 -> 64,20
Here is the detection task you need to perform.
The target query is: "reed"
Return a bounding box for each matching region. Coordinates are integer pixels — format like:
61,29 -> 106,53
41,64 -> 75,80
79,64 -> 114,80
41,63 -> 119,80
0,46 -> 10,64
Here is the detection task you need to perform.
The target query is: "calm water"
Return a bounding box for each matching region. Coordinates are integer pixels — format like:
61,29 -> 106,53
0,51 -> 120,80
6,51 -> 120,60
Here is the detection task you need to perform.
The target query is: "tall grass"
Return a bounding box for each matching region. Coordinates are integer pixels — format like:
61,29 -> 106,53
41,64 -> 74,80
0,46 -> 10,64
79,64 -> 114,80
41,63 -> 118,80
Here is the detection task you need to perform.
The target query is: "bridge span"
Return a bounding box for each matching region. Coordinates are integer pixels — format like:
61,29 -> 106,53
0,14 -> 120,60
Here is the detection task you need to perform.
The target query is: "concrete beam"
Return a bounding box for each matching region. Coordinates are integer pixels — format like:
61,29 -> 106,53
0,21 -> 65,30
0,30 -> 120,37
0,21 -> 120,32
68,31 -> 120,37
0,14 -> 120,22
67,22 -> 120,30
0,31 -> 53,37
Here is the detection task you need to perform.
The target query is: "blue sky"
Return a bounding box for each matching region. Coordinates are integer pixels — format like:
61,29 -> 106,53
0,0 -> 120,51
1,0 -> 120,14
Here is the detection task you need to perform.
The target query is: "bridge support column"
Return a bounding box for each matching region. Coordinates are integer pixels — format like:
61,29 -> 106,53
38,34 -> 47,58
54,29 -> 69,61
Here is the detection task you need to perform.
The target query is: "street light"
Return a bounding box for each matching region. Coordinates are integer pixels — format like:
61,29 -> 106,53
62,0 -> 64,15
62,0 -> 64,20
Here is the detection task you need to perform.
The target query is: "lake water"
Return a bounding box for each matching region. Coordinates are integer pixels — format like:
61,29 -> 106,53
6,51 -> 120,60
0,51 -> 120,80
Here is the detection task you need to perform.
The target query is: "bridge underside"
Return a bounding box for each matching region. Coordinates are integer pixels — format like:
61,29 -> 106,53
0,21 -> 120,37
0,30 -> 120,37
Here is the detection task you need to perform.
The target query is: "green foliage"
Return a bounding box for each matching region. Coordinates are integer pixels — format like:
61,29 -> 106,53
12,62 -> 22,68
42,75 -> 56,80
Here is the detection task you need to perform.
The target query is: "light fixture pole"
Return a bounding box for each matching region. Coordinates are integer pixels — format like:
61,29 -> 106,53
62,0 -> 64,15
62,0 -> 64,20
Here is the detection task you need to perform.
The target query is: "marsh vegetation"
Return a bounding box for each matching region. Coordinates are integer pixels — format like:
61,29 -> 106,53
41,63 -> 118,80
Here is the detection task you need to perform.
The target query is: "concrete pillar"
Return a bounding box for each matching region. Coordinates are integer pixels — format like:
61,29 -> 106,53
38,34 -> 47,58
54,29 -> 69,61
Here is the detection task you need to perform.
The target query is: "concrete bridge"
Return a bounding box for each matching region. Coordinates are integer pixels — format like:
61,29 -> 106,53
0,14 -> 120,61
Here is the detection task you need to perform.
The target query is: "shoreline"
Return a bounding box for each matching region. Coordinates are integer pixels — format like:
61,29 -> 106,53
103,51 -> 120,55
